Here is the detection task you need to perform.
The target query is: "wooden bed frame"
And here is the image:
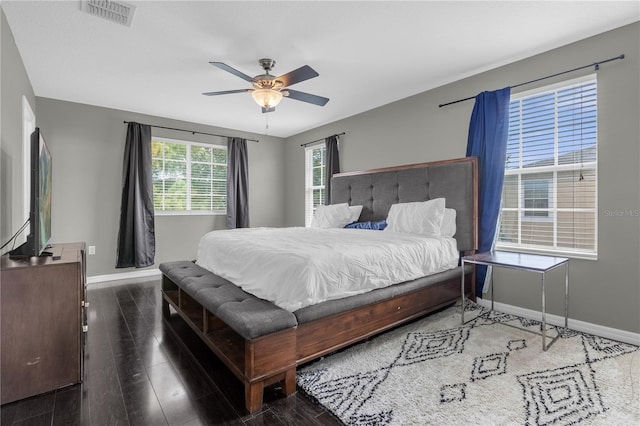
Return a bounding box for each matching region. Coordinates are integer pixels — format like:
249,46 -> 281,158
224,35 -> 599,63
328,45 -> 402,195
161,157 -> 478,413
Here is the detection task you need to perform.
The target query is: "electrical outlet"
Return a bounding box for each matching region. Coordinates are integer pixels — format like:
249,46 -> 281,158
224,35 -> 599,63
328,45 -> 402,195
88,246 -> 96,255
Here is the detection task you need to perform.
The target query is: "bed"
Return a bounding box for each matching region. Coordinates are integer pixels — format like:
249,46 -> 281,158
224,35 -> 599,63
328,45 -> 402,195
160,156 -> 478,412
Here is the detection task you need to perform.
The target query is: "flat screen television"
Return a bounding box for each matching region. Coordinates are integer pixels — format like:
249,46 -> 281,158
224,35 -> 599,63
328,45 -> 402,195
9,128 -> 52,258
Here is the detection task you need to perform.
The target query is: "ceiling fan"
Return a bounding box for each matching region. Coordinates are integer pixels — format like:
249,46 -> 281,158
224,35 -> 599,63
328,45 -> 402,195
203,58 -> 329,113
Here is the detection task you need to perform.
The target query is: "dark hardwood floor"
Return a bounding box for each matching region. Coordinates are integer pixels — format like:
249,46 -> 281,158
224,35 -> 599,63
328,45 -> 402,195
0,278 -> 341,426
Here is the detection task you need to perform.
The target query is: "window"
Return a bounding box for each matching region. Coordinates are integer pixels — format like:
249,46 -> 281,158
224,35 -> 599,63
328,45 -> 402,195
522,176 -> 552,219
151,137 -> 227,214
304,144 -> 326,226
497,75 -> 597,259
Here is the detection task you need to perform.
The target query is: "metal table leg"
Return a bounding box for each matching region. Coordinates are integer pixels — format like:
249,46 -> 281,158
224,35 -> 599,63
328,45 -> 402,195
461,259 -> 466,324
564,262 -> 569,329
542,272 -> 547,351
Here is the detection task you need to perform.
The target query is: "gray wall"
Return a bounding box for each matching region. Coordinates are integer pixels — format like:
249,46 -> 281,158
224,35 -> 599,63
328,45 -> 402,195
284,23 -> 640,334
35,98 -> 286,277
0,8 -> 36,247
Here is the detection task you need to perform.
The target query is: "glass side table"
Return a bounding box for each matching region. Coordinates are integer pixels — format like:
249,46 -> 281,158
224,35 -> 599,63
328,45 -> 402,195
461,251 -> 569,351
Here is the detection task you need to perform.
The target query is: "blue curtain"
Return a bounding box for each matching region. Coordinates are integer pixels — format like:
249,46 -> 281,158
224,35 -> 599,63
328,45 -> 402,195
466,87 -> 511,296
227,137 -> 250,228
325,135 -> 340,204
116,122 -> 155,268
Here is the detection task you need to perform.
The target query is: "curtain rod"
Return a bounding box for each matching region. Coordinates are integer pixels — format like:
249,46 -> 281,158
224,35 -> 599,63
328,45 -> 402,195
123,121 -> 259,143
438,54 -> 625,108
300,132 -> 346,147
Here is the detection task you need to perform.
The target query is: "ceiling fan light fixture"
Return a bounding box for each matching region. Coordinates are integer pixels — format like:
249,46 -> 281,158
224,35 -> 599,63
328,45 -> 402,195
205,59 -> 328,110
251,89 -> 283,109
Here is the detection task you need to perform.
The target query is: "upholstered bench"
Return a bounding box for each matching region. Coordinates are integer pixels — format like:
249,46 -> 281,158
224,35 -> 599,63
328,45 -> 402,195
159,261 -> 298,412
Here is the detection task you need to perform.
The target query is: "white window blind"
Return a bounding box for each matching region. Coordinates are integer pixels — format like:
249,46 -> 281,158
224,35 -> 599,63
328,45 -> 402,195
304,144 -> 326,227
151,137 -> 227,215
497,75 -> 597,259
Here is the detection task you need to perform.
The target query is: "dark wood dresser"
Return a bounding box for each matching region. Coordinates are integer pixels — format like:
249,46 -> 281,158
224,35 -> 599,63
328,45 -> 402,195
0,242 -> 86,404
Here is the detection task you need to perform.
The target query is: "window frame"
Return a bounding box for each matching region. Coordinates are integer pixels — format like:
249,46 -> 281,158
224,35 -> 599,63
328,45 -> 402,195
496,74 -> 598,260
304,143 -> 326,227
152,137 -> 227,216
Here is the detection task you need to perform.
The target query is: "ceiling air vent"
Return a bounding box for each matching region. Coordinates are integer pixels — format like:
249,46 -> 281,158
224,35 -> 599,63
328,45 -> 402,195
81,0 -> 136,27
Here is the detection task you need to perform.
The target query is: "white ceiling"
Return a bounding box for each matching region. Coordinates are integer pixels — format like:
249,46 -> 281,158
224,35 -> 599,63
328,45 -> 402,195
3,1 -> 639,138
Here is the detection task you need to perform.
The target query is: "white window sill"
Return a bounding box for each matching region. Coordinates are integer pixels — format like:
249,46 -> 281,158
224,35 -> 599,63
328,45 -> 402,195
155,210 -> 225,217
494,244 -> 598,261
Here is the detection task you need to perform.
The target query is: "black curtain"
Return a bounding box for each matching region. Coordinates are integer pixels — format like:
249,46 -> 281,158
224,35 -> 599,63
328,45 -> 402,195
116,122 -> 155,268
325,135 -> 340,204
227,137 -> 250,228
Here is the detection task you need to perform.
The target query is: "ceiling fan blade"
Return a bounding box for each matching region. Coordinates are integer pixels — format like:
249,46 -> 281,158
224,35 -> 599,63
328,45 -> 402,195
202,89 -> 250,96
285,89 -> 329,106
277,65 -> 319,87
209,62 -> 253,82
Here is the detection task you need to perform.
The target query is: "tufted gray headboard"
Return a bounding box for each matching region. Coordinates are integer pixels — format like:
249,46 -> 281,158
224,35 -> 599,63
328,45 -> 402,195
330,157 -> 478,252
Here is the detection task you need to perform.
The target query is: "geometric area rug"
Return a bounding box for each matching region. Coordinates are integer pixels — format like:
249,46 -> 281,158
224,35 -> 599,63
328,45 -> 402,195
297,302 -> 639,426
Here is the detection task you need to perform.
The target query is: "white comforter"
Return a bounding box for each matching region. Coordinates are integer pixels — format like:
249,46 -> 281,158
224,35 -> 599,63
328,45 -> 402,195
196,227 -> 459,312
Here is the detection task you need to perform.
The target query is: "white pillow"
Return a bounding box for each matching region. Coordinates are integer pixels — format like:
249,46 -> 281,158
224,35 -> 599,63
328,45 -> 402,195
348,205 -> 363,223
440,208 -> 457,238
311,203 -> 354,228
384,198 -> 446,235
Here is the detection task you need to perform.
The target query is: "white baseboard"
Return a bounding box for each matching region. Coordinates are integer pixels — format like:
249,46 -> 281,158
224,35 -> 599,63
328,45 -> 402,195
476,299 -> 640,346
87,268 -> 161,288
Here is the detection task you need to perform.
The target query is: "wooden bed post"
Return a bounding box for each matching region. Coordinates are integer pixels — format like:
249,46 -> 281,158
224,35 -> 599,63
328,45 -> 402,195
161,275 -> 173,319
242,328 -> 297,413
245,381 -> 264,413
283,368 -> 296,396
